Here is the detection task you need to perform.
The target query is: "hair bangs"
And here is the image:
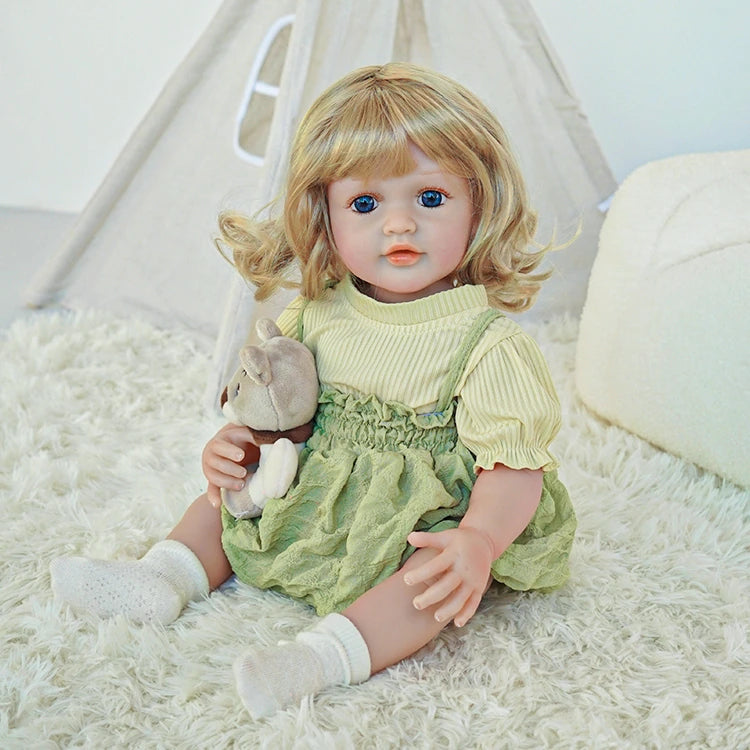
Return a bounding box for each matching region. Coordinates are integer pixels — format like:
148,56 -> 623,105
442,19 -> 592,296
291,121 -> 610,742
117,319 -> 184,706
313,95 -> 418,183
296,65 -> 485,187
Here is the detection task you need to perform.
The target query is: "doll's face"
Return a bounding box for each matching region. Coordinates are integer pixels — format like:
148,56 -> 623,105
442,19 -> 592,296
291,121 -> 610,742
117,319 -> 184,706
326,142 -> 474,303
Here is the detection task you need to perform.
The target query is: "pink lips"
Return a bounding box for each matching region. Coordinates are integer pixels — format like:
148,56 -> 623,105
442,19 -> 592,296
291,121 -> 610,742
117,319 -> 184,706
385,244 -> 421,266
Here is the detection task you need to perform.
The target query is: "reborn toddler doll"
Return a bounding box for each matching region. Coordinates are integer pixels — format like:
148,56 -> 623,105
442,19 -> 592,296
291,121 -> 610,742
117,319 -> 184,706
51,62 -> 576,719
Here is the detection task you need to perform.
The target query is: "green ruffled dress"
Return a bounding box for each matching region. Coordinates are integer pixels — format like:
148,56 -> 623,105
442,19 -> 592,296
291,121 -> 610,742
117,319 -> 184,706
221,309 -> 576,615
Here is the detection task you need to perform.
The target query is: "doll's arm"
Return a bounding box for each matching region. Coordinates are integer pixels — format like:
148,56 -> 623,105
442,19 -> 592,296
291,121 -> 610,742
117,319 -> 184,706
405,464 -> 542,627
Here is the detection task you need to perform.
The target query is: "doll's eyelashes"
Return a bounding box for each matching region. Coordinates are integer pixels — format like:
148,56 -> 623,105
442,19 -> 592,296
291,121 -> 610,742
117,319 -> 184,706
350,195 -> 378,213
349,190 -> 446,213
418,189 -> 446,208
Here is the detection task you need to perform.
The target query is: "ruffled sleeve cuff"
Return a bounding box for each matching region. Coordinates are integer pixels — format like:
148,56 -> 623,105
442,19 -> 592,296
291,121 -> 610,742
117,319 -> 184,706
470,429 -> 560,473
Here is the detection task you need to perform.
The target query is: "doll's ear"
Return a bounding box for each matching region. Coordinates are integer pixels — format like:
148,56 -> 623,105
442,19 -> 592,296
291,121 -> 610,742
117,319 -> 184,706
255,318 -> 282,342
239,346 -> 272,385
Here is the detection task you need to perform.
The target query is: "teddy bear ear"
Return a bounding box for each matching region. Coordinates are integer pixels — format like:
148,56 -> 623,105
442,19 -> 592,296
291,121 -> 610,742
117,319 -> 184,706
239,346 -> 272,385
255,318 -> 282,343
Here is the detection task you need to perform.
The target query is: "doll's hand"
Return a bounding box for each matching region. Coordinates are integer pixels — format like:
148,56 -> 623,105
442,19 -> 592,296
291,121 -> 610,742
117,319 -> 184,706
404,528 -> 495,627
202,423 -> 260,508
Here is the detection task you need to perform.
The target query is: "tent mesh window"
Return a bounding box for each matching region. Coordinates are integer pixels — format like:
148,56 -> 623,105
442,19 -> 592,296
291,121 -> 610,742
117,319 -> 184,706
235,15 -> 294,165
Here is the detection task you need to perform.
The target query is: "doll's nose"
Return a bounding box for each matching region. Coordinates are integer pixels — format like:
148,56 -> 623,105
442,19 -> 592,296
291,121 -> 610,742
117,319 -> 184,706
383,208 -> 416,235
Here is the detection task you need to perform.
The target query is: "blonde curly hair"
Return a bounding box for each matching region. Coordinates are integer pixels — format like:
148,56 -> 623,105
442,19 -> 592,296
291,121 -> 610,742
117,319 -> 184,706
217,62 -> 551,312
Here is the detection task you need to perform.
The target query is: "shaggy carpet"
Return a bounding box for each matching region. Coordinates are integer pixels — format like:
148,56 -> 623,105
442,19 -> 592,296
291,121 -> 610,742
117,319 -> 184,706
0,310 -> 747,749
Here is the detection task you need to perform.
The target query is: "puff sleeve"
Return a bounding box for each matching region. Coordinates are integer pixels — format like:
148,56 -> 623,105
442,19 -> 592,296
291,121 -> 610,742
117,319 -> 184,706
455,331 -> 561,472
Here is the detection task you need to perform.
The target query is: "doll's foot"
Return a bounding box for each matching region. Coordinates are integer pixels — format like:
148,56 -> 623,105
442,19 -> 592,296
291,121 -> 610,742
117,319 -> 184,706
50,540 -> 209,624
233,613 -> 371,718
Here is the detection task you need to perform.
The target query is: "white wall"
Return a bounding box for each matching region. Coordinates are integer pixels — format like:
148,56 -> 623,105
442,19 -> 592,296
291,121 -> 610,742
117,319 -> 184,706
1,1 -> 748,212
530,0 -> 750,183
0,0 -> 222,212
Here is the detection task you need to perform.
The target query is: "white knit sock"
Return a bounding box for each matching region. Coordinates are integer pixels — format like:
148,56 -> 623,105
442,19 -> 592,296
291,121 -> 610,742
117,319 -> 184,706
50,540 -> 209,625
233,613 -> 371,718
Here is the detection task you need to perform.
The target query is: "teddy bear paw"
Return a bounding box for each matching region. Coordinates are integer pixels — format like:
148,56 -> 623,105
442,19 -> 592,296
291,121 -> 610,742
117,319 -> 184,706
220,487 -> 264,520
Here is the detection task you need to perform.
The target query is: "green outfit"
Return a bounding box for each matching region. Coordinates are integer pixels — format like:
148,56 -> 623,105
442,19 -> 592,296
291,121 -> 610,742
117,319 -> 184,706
222,277 -> 575,615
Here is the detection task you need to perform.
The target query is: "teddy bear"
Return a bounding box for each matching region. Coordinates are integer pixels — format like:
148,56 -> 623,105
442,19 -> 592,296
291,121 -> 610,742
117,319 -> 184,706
219,318 -> 318,519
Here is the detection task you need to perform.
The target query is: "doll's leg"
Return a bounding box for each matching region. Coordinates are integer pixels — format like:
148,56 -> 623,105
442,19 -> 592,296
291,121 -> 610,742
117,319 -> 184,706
343,547 -> 447,672
233,548 -> 450,718
50,493 -> 229,624
167,493 -> 232,588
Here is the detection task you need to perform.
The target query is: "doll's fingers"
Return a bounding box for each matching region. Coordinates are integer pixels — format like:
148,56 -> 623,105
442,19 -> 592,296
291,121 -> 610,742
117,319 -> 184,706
452,590 -> 484,628
206,457 -> 248,480
407,530 -> 449,551
403,550 -> 453,587
211,440 -> 246,462
432,583 -> 473,625
217,424 -> 255,443
206,484 -> 221,509
204,467 -> 246,492
203,469 -> 245,492
412,571 -> 461,612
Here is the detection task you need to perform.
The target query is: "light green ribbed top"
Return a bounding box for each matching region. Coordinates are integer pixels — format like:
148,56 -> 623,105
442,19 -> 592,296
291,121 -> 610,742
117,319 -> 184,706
276,275 -> 560,472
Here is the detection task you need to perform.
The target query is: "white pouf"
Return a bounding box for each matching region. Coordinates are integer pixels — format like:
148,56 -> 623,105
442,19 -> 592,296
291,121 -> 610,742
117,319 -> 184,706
576,150 -> 750,489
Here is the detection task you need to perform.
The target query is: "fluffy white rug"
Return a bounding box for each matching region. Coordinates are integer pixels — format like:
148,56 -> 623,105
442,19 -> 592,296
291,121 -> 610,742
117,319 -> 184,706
1,311 -> 747,748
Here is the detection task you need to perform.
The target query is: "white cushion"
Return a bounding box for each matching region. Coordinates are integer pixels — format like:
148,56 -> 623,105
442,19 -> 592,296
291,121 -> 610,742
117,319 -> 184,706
576,150 -> 750,489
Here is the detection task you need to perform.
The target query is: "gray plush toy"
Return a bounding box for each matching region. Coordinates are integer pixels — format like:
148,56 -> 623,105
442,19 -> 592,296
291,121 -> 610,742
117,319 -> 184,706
220,318 -> 318,519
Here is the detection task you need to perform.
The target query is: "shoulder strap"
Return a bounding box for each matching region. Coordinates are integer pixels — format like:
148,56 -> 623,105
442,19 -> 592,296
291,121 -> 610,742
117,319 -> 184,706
436,309 -> 503,412
296,280 -> 338,339
296,298 -> 310,341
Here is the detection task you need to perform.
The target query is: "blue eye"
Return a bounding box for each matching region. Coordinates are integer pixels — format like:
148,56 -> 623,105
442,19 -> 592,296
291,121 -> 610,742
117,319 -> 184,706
351,195 -> 377,213
419,190 -> 445,208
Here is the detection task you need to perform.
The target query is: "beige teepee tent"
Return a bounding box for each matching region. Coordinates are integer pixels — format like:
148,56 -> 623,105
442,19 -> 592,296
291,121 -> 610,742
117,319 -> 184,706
26,0 -> 616,408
